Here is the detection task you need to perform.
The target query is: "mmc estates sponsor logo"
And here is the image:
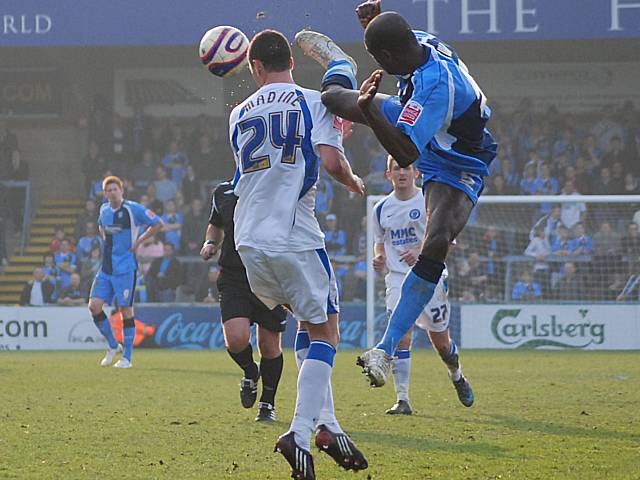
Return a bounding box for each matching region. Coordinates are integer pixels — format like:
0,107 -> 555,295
491,308 -> 604,349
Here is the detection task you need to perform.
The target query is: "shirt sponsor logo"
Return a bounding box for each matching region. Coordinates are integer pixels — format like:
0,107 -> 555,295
398,100 -> 423,126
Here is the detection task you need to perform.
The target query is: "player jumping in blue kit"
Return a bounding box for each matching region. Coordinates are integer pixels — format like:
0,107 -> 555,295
89,175 -> 163,368
297,1 -> 496,400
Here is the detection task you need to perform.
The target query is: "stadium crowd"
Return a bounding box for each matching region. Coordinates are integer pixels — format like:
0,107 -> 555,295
3,98 -> 640,305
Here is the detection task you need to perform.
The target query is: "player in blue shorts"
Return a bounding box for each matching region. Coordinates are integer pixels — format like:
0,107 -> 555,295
89,175 -> 163,368
296,2 -> 496,398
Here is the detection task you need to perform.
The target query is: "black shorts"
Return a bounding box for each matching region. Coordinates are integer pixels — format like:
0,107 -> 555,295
219,284 -> 288,333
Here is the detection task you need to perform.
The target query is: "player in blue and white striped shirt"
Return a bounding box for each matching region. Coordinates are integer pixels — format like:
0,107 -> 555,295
88,175 -> 163,369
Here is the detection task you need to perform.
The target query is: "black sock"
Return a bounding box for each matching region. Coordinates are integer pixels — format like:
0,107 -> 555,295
228,345 -> 258,380
259,353 -> 283,406
412,255 -> 445,283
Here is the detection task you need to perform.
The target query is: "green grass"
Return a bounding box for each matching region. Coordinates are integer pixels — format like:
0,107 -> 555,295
1,350 -> 639,479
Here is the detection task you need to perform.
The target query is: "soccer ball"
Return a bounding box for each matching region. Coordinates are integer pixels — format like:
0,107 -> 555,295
199,26 -> 249,78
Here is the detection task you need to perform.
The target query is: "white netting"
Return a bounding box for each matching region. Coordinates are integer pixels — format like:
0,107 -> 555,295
366,195 -> 640,347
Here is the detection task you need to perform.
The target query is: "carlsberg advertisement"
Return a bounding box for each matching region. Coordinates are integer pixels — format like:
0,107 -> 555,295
461,305 -> 640,350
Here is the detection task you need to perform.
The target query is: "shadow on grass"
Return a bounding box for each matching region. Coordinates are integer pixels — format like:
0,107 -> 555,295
143,366 -> 240,378
481,414 -> 640,443
348,429 -> 511,458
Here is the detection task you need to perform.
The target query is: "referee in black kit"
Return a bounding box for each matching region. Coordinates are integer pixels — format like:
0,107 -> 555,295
201,180 -> 287,422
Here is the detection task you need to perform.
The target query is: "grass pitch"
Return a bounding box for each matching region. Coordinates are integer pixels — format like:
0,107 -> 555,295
1,350 -> 639,479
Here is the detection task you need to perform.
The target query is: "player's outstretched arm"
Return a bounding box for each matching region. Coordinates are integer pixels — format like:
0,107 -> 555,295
200,224 -> 223,260
319,145 -> 365,195
358,71 -> 419,167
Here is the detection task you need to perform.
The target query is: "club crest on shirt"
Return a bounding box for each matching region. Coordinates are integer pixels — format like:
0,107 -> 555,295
409,209 -> 421,220
118,211 -> 123,218
399,100 -> 423,126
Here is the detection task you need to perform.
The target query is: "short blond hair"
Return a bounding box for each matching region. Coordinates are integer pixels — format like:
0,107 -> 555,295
102,175 -> 123,191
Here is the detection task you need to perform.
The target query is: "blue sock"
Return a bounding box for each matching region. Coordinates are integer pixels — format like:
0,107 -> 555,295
123,327 -> 135,361
93,312 -> 117,349
376,271 -> 438,355
321,59 -> 357,90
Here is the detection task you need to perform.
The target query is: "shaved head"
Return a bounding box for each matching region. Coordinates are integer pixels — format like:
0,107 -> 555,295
363,11 -> 423,76
365,11 -> 418,55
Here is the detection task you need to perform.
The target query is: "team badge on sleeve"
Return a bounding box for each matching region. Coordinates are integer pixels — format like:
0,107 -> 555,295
332,115 -> 344,132
398,100 -> 423,126
145,209 -> 156,219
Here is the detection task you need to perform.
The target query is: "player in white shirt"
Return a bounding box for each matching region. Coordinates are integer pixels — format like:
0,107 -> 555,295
371,156 -> 473,413
229,30 -> 368,480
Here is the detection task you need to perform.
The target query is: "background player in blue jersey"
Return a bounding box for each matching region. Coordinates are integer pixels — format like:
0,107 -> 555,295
297,2 -> 496,395
89,176 -> 163,369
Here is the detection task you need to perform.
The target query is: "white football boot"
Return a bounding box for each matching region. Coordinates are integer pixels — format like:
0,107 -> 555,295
295,30 -> 358,74
113,358 -> 132,369
356,348 -> 392,387
100,344 -> 123,367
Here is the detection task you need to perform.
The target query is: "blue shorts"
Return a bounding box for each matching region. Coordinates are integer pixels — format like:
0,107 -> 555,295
382,96 -> 487,205
90,270 -> 137,307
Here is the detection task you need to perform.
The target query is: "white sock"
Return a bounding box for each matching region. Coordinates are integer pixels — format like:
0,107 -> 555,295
295,330 -> 343,434
392,350 -> 411,402
317,382 -> 344,434
290,341 -> 336,451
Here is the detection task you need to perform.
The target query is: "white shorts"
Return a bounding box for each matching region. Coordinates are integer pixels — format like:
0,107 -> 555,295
237,246 -> 339,325
385,269 -> 450,333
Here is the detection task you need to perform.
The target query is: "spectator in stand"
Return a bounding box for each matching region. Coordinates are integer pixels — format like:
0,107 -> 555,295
499,157 -> 519,193
54,238 -> 77,289
560,180 -> 586,230
592,110 -> 624,153
486,174 -> 511,195
189,133 -> 215,179
574,156 -> 595,192
582,134 -> 603,169
181,198 -> 207,255
553,126 -> 579,162
525,228 -> 551,292
364,140 -> 391,194
41,254 -> 59,299
79,246 -> 101,293
153,166 -> 177,204
623,173 -> 639,194
82,140 -> 108,193
568,223 -> 593,256
144,184 -> 164,216
534,162 -> 560,213
146,242 -> 183,302
74,199 -> 98,239
554,262 -> 585,300
511,269 -> 542,301
315,175 -> 334,226
622,222 -> 640,265
136,233 -> 164,276
610,161 -> 625,193
174,191 -> 188,216
76,222 -> 103,262
592,221 -> 622,300
593,167 -> 618,195
160,140 -> 189,184
603,136 -> 628,172
482,226 -> 503,278
562,165 -> 590,195
131,149 -> 157,188
531,205 -> 563,247
0,120 -> 19,172
593,221 -> 621,256
20,267 -> 54,306
351,215 -> 367,257
194,265 -> 220,303
351,257 -> 367,301
459,251 -> 488,299
323,213 -> 346,257
161,199 -> 183,252
49,227 -> 66,254
89,169 -> 112,201
57,273 -> 86,305
6,149 -> 30,226
519,163 -> 537,195
551,226 -> 572,256
181,165 -> 201,205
